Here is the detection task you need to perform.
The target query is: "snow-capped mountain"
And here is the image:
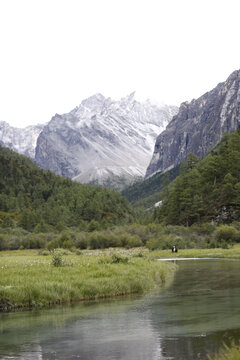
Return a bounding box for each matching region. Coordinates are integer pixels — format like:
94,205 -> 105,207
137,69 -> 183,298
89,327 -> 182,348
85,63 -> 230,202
35,93 -> 178,190
0,121 -> 44,159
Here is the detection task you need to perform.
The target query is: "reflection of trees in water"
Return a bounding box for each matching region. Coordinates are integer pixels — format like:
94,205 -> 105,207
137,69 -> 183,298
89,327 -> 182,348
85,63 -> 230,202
0,301 -> 162,360
159,329 -> 240,360
148,260 -> 240,360
0,342 -> 43,360
36,308 -> 162,360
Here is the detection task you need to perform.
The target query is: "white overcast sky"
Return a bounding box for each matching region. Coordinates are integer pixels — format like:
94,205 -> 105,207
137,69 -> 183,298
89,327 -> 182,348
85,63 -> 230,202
0,0 -> 239,127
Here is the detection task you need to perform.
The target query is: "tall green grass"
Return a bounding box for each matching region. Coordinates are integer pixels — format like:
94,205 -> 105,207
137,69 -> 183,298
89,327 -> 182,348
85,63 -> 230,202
0,249 -> 176,311
208,343 -> 240,360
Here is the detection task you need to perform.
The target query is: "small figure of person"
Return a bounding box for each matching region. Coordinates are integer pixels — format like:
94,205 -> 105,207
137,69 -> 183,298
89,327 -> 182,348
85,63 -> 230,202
172,245 -> 178,253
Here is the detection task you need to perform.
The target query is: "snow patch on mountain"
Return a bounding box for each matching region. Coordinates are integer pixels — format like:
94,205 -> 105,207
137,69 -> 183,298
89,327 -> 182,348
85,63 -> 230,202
0,121 -> 44,158
35,93 -> 178,190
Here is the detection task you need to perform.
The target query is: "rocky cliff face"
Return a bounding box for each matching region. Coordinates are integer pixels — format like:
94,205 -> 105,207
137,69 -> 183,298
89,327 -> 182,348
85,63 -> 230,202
35,93 -> 177,190
145,70 -> 240,179
0,121 -> 44,159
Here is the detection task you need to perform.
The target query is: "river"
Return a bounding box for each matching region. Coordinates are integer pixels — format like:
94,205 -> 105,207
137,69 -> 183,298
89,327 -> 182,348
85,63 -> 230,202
0,259 -> 240,359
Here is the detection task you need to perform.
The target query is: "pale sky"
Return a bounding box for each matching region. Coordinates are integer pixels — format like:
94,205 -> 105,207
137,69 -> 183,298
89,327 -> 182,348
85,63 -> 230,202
0,0 -> 239,127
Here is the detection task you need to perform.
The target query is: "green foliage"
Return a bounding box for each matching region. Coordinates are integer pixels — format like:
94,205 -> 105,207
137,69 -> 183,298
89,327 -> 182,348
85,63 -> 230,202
34,220 -> 52,233
124,235 -> 143,249
51,249 -> 64,267
87,220 -> 101,232
62,239 -> 74,249
110,253 -> 129,263
208,343 -> 240,360
154,130 -> 240,227
98,253 -> 129,264
46,238 -> 60,251
191,223 -> 215,235
38,249 -> 50,256
1,220 -> 240,252
0,145 -> 133,231
214,225 -> 239,243
146,232 -> 196,250
75,233 -> 88,249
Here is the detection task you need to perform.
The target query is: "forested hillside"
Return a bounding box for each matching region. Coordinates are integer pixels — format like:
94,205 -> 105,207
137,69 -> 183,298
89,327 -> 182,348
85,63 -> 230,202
154,129 -> 240,226
122,166 -> 180,207
0,146 -> 133,231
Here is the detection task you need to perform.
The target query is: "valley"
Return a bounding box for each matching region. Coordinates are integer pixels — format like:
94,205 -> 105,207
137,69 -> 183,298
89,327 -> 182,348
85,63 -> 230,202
1,69 -> 240,360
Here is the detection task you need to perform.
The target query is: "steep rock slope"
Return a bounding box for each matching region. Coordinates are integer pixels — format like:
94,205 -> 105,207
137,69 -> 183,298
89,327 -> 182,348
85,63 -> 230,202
35,93 -> 177,189
146,70 -> 240,178
0,121 -> 44,159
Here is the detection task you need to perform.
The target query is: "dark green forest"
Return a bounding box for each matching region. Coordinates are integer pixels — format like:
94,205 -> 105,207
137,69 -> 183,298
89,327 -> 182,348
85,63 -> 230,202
154,129 -> 240,226
0,146 -> 133,231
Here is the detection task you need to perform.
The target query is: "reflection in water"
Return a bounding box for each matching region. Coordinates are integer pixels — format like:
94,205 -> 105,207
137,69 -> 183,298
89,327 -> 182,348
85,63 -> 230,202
159,329 -> 240,360
0,297 -> 163,360
0,260 -> 240,359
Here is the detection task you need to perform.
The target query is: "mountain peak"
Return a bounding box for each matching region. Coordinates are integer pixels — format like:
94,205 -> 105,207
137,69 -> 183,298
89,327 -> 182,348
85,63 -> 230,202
81,93 -> 106,109
126,91 -> 136,101
120,91 -> 136,104
227,69 -> 240,81
35,94 -> 178,190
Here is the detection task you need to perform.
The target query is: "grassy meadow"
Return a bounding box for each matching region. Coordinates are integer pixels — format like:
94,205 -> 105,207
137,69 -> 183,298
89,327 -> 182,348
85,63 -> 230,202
0,248 -> 176,311
1,244 -> 240,312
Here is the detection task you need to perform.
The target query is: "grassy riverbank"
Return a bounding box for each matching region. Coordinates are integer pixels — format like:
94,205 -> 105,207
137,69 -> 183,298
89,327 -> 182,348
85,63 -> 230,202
208,343 -> 240,360
148,244 -> 240,260
0,248 -> 176,311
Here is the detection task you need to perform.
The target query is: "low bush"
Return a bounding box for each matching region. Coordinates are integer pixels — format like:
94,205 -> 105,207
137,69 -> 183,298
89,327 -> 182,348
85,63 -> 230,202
38,249 -> 50,256
75,234 -> 88,249
62,239 -> 74,249
146,234 -> 192,250
125,235 -> 143,249
214,225 -> 239,243
2,222 -> 240,252
51,248 -> 72,266
110,253 -> 129,263
98,253 -> 129,264
46,238 -> 61,251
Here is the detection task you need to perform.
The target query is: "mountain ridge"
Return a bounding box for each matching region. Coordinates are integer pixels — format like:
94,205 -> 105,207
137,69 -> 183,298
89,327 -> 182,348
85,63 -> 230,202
35,93 -> 178,190
145,69 -> 240,179
0,121 -> 44,159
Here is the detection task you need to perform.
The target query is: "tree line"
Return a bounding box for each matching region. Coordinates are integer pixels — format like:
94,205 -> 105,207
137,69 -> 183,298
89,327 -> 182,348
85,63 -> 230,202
154,128 -> 240,226
0,146 -> 133,231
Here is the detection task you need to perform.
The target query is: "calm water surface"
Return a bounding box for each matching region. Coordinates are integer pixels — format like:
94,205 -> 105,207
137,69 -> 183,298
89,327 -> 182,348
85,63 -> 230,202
0,259 -> 240,360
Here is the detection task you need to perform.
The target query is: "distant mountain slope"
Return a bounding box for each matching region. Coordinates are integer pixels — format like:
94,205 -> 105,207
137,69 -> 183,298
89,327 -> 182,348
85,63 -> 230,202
35,93 -> 178,190
0,145 -> 132,230
0,121 -> 44,159
146,69 -> 240,179
122,165 -> 180,208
